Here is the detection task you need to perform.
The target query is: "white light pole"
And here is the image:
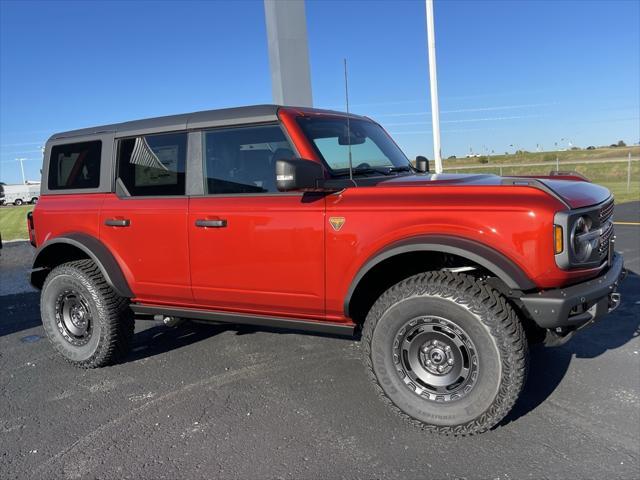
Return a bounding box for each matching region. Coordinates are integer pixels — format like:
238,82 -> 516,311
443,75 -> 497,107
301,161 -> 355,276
425,0 -> 443,173
16,157 -> 27,184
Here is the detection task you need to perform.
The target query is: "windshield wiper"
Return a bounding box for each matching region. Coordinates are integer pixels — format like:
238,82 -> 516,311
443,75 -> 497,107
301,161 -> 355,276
333,166 -> 393,177
387,165 -> 413,173
334,165 -> 414,177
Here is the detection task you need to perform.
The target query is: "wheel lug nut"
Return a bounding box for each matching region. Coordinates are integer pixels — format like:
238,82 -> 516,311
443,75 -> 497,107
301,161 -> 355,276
438,366 -> 444,372
448,359 -> 454,365
445,345 -> 451,351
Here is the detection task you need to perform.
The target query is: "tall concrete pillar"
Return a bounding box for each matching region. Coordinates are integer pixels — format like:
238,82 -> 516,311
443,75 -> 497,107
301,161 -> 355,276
264,0 -> 313,106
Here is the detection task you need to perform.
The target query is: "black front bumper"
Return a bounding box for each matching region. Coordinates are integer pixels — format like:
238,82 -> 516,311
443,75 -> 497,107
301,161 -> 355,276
520,253 -> 625,330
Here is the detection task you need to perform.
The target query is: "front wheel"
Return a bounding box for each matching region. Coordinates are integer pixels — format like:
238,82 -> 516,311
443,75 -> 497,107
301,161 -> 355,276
41,259 -> 134,368
362,271 -> 528,436
14,199 -> 23,206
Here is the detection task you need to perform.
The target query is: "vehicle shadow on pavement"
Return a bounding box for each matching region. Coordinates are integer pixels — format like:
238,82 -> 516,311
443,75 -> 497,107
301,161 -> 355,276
502,271 -> 640,426
124,321 -> 354,363
0,292 -> 42,338
126,321 -> 233,362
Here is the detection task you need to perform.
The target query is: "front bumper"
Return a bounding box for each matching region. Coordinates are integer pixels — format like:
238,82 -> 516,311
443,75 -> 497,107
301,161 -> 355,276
520,253 -> 625,330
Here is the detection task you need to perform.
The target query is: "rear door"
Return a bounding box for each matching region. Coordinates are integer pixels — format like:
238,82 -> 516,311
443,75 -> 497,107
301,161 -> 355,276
188,124 -> 325,318
100,132 -> 192,304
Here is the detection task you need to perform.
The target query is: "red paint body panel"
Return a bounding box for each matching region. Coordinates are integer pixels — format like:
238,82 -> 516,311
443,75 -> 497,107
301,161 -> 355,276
100,195 -> 192,304
322,185 -> 607,320
277,108 -> 324,164
32,193 -> 106,247
188,195 -> 326,319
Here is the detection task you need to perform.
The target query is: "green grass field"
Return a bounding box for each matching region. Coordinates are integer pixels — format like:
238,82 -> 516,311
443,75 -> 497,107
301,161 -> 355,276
442,146 -> 639,204
444,161 -> 639,203
443,146 -> 640,167
0,205 -> 34,241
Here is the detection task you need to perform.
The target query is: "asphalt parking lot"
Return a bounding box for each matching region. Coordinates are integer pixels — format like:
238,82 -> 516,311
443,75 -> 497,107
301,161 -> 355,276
1,202 -> 638,479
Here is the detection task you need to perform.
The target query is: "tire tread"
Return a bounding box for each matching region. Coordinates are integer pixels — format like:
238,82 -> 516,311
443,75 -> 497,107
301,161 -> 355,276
362,270 -> 528,436
41,259 -> 134,368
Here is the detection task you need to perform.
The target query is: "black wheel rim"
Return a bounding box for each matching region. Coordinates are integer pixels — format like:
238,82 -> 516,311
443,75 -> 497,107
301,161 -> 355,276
393,316 -> 478,402
55,289 -> 93,346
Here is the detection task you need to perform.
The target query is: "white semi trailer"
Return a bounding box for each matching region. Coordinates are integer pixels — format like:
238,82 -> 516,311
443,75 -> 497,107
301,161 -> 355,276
0,183 -> 41,206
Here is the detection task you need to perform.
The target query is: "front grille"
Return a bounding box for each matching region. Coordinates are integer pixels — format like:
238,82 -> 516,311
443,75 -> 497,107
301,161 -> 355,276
599,199 -> 614,224
598,222 -> 614,259
597,199 -> 615,262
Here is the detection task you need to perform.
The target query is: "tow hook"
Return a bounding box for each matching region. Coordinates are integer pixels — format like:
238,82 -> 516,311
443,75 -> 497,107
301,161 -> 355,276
608,292 -> 621,313
543,327 -> 576,347
154,315 -> 184,328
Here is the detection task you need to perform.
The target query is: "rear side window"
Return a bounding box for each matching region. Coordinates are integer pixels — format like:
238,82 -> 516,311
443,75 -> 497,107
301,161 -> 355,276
117,132 -> 187,196
48,141 -> 102,190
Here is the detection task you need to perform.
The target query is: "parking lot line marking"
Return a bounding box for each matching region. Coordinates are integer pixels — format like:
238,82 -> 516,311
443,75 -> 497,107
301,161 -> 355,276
614,222 -> 640,226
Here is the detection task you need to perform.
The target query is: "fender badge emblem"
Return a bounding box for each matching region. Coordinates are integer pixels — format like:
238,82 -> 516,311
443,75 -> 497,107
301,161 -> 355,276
329,217 -> 346,231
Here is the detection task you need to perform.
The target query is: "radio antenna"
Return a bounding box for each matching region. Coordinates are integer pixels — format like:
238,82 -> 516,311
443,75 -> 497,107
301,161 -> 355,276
344,58 -> 354,182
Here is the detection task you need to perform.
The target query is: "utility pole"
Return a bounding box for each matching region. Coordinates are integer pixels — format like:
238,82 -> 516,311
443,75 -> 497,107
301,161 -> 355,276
628,150 -> 632,192
264,0 -> 313,106
16,158 -> 27,184
425,0 -> 442,173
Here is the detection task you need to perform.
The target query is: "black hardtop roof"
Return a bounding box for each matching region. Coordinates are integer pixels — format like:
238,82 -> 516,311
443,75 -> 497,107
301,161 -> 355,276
47,104 -> 368,142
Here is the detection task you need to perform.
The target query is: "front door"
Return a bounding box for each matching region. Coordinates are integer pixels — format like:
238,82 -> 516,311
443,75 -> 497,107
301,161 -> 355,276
188,124 -> 325,318
100,131 -> 192,304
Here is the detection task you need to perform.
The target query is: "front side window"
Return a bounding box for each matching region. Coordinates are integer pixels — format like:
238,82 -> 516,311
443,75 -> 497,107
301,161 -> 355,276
117,132 -> 187,196
203,124 -> 294,194
295,116 -> 410,173
48,141 -> 101,190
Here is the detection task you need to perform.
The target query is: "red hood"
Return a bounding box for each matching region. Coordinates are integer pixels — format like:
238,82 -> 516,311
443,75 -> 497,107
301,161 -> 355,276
375,173 -> 611,209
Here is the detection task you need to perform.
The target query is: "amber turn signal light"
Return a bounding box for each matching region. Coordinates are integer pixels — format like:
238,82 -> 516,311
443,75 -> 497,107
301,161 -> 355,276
554,225 -> 563,254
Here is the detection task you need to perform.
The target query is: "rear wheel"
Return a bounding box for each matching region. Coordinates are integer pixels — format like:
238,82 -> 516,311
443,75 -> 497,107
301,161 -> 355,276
30,197 -> 38,204
362,271 -> 528,435
41,259 -> 134,368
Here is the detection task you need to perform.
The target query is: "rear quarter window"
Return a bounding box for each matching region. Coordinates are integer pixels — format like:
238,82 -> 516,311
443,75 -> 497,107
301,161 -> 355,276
116,132 -> 187,196
48,141 -> 102,190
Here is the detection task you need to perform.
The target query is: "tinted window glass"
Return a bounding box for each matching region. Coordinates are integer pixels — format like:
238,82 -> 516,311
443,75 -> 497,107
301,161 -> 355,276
313,137 -> 388,169
48,141 -> 101,190
203,125 -> 294,194
117,133 -> 187,196
296,117 -> 410,172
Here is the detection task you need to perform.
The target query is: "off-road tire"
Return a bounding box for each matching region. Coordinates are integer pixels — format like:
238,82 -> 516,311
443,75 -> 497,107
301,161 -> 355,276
41,259 -> 134,368
362,271 -> 528,436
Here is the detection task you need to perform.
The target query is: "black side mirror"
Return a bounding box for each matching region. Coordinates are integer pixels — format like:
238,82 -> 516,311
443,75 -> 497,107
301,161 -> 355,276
276,158 -> 325,192
415,156 -> 430,173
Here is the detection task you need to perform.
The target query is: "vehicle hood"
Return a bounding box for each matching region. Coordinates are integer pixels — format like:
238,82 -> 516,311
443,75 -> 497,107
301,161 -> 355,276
375,173 -> 611,209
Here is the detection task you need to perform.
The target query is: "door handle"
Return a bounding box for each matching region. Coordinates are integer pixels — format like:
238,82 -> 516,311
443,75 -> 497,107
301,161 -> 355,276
104,218 -> 130,227
195,219 -> 227,228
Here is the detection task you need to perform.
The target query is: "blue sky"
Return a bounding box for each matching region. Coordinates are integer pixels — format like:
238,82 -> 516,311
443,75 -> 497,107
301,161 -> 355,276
1,0 -> 638,184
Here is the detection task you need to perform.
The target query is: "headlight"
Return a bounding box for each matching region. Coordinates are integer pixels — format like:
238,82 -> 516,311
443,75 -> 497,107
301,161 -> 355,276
570,215 -> 598,263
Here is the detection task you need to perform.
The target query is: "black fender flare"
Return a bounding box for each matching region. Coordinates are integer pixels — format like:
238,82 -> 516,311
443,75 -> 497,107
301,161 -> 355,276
31,233 -> 133,298
343,235 -> 536,317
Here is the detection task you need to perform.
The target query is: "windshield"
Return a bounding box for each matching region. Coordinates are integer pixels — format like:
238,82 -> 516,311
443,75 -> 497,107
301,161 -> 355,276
295,116 -> 411,173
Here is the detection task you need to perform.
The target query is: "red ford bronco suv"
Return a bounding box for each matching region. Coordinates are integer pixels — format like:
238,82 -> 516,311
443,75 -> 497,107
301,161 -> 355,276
29,105 -> 624,435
